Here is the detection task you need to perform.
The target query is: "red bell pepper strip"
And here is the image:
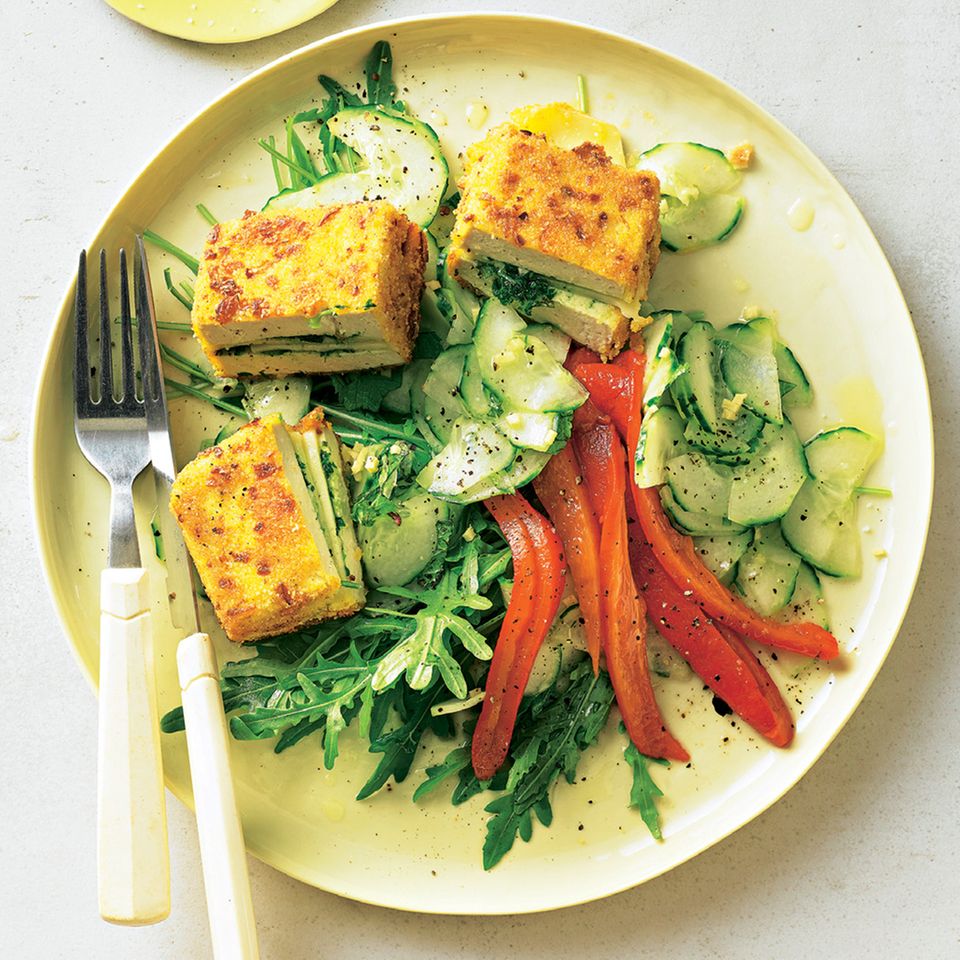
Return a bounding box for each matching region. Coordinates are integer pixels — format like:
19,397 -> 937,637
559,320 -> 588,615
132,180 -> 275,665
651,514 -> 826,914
631,486 -> 839,660
473,493 -> 566,780
533,445 -> 605,673
627,518 -> 795,747
573,410 -> 689,762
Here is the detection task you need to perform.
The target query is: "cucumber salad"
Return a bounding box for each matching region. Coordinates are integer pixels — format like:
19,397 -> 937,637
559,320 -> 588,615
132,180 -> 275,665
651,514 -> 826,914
154,42 -> 885,869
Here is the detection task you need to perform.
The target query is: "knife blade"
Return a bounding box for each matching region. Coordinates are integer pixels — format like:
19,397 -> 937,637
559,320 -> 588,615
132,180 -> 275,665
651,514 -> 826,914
135,236 -> 203,633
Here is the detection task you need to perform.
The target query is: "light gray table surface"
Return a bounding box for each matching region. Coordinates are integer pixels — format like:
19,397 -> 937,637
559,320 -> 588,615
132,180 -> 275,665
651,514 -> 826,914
3,1 -> 958,957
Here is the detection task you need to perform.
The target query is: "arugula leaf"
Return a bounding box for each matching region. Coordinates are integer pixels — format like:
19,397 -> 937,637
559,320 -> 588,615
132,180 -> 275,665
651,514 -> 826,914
477,260 -> 557,314
622,727 -> 669,841
479,662 -> 616,870
350,440 -> 417,525
330,369 -> 403,412
364,40 -> 404,112
412,746 -> 472,802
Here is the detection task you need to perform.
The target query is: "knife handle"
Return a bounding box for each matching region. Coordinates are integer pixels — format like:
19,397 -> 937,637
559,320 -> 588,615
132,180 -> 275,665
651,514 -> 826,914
97,568 -> 170,925
178,632 -> 260,960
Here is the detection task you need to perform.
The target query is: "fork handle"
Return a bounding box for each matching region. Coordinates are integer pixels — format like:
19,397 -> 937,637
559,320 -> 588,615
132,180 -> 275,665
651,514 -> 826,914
177,633 -> 260,960
98,568 -> 170,925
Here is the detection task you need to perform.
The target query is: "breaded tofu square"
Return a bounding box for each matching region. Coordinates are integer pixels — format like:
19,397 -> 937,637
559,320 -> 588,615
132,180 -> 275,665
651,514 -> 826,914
170,411 -> 364,643
191,201 -> 427,378
450,124 -> 661,304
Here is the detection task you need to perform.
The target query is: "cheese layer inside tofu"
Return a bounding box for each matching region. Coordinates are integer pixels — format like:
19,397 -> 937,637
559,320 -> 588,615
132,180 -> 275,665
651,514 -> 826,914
170,411 -> 365,643
451,124 -> 661,304
191,201 -> 426,377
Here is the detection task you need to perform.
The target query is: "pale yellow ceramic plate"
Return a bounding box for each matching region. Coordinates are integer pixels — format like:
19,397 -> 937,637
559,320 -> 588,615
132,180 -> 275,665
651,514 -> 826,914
33,15 -> 933,914
105,0 -> 339,44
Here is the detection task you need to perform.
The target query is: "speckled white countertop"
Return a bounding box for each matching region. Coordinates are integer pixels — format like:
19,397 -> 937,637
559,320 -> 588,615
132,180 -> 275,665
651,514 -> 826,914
3,1 -> 959,957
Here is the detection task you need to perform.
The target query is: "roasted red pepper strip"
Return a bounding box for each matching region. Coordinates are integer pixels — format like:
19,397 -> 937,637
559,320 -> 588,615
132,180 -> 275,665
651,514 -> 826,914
473,494 -> 566,780
573,409 -> 689,762
573,349 -> 645,446
632,486 -> 839,660
533,445 -> 604,673
627,516 -> 795,747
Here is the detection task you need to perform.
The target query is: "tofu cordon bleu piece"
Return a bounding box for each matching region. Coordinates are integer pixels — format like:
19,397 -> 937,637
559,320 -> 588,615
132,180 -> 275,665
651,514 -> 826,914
170,409 -> 365,643
191,201 -> 427,378
447,122 -> 661,358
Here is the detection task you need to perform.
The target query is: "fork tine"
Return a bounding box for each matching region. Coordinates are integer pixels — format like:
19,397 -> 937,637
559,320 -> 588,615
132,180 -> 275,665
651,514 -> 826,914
75,250 -> 90,410
98,249 -> 113,403
134,238 -> 159,406
118,248 -> 136,402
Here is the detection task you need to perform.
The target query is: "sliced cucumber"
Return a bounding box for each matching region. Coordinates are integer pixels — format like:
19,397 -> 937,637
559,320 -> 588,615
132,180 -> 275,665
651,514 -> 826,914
441,257 -> 481,346
496,411 -> 559,452
745,316 -> 814,406
673,321 -> 721,431
666,453 -> 732,516
639,142 -> 740,199
422,346 -> 468,407
459,348 -> 494,418
425,232 -> 440,283
241,377 -> 311,424
418,420 -> 515,500
717,322 -> 783,424
266,108 -> 448,227
660,487 -> 746,537
776,562 -> 830,629
683,409 -> 764,464
803,427 -> 881,496
727,421 -> 808,525
525,323 -> 571,364
779,427 -> 880,578
382,358 -> 429,415
474,300 -> 526,382
453,449 -> 551,503
735,525 -> 802,616
359,492 -> 449,587
693,530 -> 752,586
635,406 -> 686,488
638,142 -> 744,253
489,334 -> 587,413
421,394 -> 458,445
641,313 -> 686,409
660,194 -> 744,252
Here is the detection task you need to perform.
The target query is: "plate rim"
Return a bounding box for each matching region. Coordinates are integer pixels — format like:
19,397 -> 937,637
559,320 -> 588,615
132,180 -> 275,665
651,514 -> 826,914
30,11 -> 935,914
102,0 -> 342,45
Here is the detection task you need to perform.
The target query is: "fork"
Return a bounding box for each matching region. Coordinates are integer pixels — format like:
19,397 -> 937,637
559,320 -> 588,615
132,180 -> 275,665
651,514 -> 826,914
74,246 -> 170,925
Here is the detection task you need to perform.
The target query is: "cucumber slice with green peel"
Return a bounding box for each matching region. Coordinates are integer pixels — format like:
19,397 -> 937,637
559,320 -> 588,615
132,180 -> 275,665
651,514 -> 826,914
474,300 -> 526,386
496,411 -> 559,452
639,142 -> 741,199
425,232 -> 440,283
683,409 -> 765,463
489,335 -> 587,413
525,323 -> 571,364
241,377 -> 311,423
660,193 -> 745,252
641,314 -> 686,409
727,421 -> 808,525
775,342 -> 813,405
673,321 -> 722,431
803,427 -> 881,496
776,562 -> 830,629
266,108 -> 448,227
440,258 -> 481,346
660,487 -> 746,537
459,349 -> 494,418
420,394 -> 458,445
666,453 -> 732,516
780,481 -> 861,578
735,525 -> 802,616
454,449 -> 552,502
635,406 -> 687,488
693,530 -> 753,586
717,322 -> 783,424
359,493 -> 450,587
418,419 -> 515,500
422,346 -> 468,406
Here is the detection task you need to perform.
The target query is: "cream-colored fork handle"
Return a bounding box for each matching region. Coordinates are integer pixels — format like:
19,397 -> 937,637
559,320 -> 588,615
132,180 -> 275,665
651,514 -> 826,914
98,568 -> 170,925
178,632 -> 260,960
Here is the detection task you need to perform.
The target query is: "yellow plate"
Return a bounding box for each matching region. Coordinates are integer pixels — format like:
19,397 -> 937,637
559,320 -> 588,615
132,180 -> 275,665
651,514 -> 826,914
104,0 -> 340,44
32,14 -> 933,914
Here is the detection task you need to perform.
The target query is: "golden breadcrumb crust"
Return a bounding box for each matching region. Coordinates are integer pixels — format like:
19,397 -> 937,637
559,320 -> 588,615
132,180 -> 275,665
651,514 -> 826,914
170,412 -> 359,643
191,201 -> 426,374
452,124 -> 661,301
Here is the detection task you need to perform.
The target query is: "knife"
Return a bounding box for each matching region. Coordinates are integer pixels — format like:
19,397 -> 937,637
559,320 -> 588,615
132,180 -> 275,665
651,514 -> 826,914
136,238 -> 260,960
